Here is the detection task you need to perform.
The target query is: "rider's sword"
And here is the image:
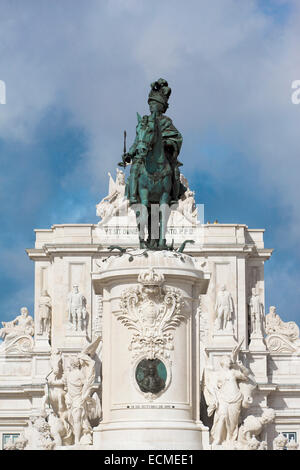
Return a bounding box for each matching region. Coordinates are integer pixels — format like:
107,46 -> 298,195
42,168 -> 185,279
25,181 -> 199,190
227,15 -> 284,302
124,130 -> 127,155
118,130 -> 127,167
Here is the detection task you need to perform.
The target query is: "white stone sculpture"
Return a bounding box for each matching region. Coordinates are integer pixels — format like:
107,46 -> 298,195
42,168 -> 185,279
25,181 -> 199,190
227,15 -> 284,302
96,169 -> 128,225
214,285 -> 234,332
237,408 -> 275,450
257,440 -> 268,450
38,290 -> 52,336
265,306 -> 300,353
273,433 -> 288,450
178,189 -> 197,222
118,268 -> 185,361
67,285 -> 87,332
64,338 -> 102,445
0,306 -> 34,353
24,413 -> 55,450
41,337 -> 101,448
168,174 -> 198,226
42,349 -> 73,446
249,288 -> 265,337
203,342 -> 256,449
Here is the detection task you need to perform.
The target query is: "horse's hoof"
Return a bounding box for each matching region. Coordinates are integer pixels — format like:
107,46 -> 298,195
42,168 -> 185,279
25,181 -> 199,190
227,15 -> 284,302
129,197 -> 139,204
158,240 -> 167,250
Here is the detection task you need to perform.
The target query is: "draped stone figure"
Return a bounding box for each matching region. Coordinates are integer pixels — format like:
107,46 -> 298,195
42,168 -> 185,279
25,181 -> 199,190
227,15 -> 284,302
0,307 -> 34,352
0,307 -> 34,342
265,306 -> 299,342
203,342 -> 256,448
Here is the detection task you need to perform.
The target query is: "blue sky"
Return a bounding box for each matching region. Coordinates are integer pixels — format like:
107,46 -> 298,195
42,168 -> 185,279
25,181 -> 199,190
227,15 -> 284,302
0,0 -> 299,325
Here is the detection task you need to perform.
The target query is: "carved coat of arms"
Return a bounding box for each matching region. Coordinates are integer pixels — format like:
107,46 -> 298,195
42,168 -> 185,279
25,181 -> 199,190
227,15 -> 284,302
117,268 -> 185,360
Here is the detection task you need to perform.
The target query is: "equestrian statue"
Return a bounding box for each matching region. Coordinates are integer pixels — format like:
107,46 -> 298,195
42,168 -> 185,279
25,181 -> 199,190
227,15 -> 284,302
119,78 -> 186,249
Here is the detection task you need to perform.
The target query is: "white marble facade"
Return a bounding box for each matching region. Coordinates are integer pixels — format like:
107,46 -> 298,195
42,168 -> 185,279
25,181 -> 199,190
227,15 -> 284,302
0,172 -> 300,450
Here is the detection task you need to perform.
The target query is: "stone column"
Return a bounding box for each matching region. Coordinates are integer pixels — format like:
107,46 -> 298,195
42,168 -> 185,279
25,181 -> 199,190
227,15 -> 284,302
92,250 -> 210,450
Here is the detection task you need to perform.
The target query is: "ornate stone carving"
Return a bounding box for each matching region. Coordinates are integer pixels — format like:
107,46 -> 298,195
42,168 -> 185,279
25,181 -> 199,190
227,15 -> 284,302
198,295 -> 208,343
0,307 -> 34,353
67,285 -> 88,332
117,268 -> 185,361
266,334 -> 299,353
273,433 -> 288,450
38,290 -> 52,336
92,295 -> 103,340
203,342 -> 256,449
286,437 -> 299,450
265,306 -> 300,353
24,414 -> 55,450
237,408 -> 275,450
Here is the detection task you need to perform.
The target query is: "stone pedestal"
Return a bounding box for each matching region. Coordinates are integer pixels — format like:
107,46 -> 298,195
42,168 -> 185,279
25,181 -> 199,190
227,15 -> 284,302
63,328 -> 88,350
211,329 -> 237,347
34,335 -> 51,352
248,351 -> 268,384
249,333 -> 267,352
92,250 -> 210,449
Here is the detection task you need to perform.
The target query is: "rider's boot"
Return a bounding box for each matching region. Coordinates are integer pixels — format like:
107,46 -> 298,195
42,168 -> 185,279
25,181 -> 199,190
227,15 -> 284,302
129,174 -> 139,204
170,175 -> 180,205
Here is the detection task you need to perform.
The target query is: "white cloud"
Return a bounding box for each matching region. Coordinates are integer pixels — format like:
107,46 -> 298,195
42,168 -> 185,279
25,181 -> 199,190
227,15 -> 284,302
0,0 -> 297,216
0,0 -> 299,321
0,1 -> 299,221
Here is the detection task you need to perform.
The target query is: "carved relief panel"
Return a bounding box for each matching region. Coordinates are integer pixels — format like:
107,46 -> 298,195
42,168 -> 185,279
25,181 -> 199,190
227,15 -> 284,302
115,268 -> 187,399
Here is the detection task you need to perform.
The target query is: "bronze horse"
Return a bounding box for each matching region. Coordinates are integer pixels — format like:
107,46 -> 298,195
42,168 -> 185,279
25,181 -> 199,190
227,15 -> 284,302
128,112 -> 173,249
